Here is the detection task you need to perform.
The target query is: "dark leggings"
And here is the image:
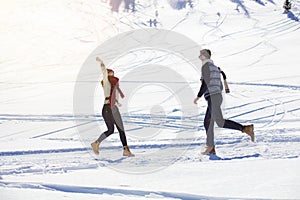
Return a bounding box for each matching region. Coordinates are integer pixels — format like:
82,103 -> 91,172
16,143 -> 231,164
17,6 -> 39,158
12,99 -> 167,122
97,104 -> 128,146
204,94 -> 243,146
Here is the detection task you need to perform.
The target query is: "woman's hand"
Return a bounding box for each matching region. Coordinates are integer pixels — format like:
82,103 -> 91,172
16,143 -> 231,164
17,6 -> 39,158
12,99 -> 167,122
96,57 -> 102,63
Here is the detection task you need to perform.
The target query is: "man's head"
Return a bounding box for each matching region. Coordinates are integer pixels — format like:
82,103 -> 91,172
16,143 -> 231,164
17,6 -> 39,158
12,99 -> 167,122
199,49 -> 211,60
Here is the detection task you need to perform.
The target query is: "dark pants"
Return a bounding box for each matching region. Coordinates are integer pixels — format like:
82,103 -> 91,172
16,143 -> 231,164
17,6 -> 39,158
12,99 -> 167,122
97,104 -> 128,147
204,94 -> 243,146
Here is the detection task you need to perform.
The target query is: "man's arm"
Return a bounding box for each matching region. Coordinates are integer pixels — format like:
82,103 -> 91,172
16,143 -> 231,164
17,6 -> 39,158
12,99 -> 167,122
219,69 -> 227,80
194,80 -> 207,104
218,67 -> 230,93
194,65 -> 209,104
197,79 -> 207,98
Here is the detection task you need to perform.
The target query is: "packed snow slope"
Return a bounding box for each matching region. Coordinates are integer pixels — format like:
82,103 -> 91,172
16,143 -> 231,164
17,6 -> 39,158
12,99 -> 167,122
0,0 -> 300,199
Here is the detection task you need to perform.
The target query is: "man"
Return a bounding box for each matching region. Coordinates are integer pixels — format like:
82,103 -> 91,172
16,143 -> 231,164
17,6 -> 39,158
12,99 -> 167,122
194,49 -> 254,155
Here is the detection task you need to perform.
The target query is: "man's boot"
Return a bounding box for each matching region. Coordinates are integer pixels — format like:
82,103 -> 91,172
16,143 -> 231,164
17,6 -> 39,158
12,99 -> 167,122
201,145 -> 215,155
242,124 -> 255,142
91,141 -> 100,155
209,146 -> 216,155
123,146 -> 135,157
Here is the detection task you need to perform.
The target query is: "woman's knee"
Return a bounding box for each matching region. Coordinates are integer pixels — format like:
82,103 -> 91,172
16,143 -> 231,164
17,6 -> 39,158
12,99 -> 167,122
105,126 -> 115,136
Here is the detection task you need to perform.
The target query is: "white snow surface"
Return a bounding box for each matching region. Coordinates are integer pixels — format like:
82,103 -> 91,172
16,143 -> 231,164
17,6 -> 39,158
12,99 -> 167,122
1,0 -> 300,199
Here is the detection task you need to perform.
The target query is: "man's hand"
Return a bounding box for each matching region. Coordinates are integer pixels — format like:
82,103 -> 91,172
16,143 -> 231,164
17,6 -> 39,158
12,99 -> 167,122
194,97 -> 200,104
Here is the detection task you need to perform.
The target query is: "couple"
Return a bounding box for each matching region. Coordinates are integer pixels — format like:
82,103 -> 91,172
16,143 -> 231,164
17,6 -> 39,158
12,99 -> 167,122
91,50 -> 254,157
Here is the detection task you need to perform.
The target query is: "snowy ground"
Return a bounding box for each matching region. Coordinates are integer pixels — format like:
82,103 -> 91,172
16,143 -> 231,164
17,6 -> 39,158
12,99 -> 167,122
1,0 -> 300,199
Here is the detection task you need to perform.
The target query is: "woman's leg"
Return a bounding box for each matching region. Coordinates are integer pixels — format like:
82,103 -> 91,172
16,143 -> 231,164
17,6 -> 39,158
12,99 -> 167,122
112,106 -> 128,147
112,106 -> 134,156
97,104 -> 115,143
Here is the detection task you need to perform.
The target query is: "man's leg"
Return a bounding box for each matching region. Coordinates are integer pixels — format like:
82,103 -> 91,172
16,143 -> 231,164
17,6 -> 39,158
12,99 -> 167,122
204,101 -> 214,147
211,94 -> 254,141
201,98 -> 216,155
210,94 -> 242,130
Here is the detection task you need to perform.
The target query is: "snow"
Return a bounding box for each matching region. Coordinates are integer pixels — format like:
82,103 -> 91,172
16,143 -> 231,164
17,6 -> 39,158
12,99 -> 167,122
1,0 -> 300,199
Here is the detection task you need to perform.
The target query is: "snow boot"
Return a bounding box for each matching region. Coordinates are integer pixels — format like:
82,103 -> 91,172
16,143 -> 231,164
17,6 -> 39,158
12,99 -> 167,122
123,146 -> 135,157
91,141 -> 100,155
201,145 -> 215,155
209,146 -> 216,155
242,124 -> 255,142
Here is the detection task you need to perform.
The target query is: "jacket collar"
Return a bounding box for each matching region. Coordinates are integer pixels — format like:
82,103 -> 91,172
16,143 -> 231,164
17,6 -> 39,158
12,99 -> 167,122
202,59 -> 213,66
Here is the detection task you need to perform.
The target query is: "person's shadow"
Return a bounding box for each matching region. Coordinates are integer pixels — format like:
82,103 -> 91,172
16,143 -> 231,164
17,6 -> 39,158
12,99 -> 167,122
209,153 -> 261,160
286,11 -> 299,22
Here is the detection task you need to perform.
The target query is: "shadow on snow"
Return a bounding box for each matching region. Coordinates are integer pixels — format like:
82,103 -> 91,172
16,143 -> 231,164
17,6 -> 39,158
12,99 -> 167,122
209,153 -> 261,161
0,181 -> 263,200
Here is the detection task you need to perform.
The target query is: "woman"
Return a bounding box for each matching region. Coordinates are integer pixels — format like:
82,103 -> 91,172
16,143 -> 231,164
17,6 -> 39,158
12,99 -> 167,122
91,57 -> 134,157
